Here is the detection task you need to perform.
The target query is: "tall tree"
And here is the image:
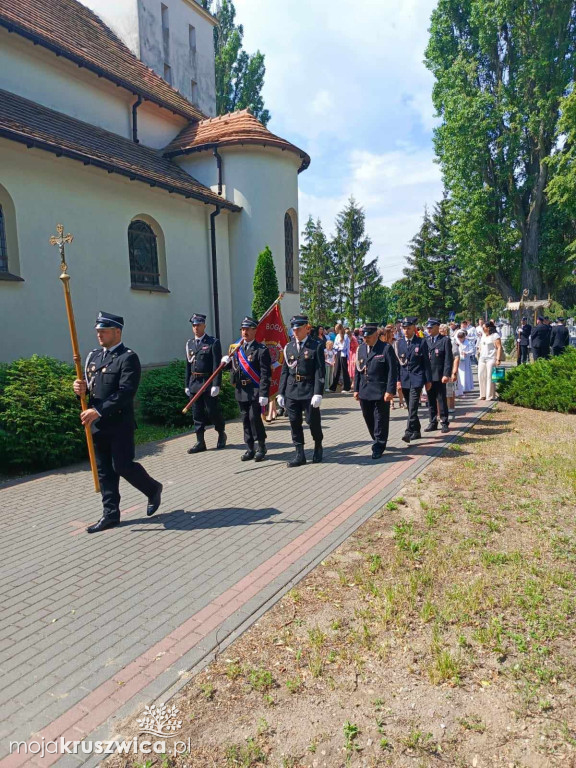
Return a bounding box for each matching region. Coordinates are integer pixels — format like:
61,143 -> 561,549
425,0 -> 576,299
358,282 -> 393,325
203,0 -> 271,125
252,246 -> 279,320
332,197 -> 379,325
299,217 -> 336,326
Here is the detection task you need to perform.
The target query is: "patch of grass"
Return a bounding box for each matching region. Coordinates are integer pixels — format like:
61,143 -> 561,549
401,729 -> 438,754
247,667 -> 274,692
225,738 -> 267,766
199,682 -> 215,700
285,676 -> 303,694
459,715 -> 486,733
343,721 -> 360,758
225,661 -> 242,680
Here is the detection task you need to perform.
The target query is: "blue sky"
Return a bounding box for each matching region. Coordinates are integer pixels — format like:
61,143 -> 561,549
235,0 -> 444,284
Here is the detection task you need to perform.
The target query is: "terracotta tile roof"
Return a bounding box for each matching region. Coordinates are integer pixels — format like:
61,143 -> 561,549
0,89 -> 240,210
0,0 -> 205,121
164,109 -> 311,172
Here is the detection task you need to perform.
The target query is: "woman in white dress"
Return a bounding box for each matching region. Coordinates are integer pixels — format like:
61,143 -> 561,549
455,329 -> 474,393
477,322 -> 503,400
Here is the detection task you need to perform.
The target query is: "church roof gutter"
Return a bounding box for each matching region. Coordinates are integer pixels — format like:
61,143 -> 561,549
0,127 -> 241,211
0,18 -> 205,122
166,141 -> 311,174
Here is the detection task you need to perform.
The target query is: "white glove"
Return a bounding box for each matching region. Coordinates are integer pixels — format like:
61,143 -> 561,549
259,396 -> 269,407
276,395 -> 285,409
311,394 -> 323,408
210,386 -> 220,397
221,355 -> 230,365
185,387 -> 191,397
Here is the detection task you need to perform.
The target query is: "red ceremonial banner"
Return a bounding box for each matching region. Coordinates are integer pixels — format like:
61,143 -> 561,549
255,302 -> 289,397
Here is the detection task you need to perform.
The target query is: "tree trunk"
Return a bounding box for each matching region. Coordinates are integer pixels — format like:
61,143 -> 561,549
521,159 -> 547,297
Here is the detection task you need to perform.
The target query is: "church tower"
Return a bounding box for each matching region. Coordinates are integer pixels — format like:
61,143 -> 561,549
79,0 -> 217,116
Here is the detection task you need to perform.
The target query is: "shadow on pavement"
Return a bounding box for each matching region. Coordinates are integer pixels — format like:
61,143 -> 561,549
123,506 -> 301,531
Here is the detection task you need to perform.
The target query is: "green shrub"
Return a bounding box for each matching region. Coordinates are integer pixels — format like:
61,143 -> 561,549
503,336 -> 516,356
0,355 -> 87,472
138,360 -> 239,427
498,347 -> 576,413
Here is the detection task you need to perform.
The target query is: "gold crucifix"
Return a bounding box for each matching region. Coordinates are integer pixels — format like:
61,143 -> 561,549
49,224 -> 74,275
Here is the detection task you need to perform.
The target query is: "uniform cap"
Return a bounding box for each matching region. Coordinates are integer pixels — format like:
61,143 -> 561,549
537,315 -> 545,322
95,311 -> 124,330
290,314 -> 309,328
189,313 -> 207,324
401,316 -> 418,327
521,316 -> 528,321
361,322 -> 379,335
240,316 -> 258,329
426,317 -> 440,328
557,316 -> 565,322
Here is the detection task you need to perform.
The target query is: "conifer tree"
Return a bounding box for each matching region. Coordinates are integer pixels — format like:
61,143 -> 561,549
252,246 -> 279,320
299,217 -> 336,326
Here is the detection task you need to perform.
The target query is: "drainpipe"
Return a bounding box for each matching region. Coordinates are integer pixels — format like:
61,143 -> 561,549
212,146 -> 223,195
210,205 -> 221,338
132,96 -> 142,143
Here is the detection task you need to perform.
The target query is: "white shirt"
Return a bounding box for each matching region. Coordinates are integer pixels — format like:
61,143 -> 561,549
333,334 -> 350,357
478,332 -> 500,360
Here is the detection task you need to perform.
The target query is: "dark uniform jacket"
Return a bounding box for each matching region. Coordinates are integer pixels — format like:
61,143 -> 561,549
185,334 -> 222,394
85,344 -> 140,433
424,333 -> 454,381
518,324 -> 531,346
228,341 -> 272,402
396,335 -> 432,389
530,323 -> 551,352
550,325 -> 570,350
354,339 -> 398,399
279,337 -> 325,400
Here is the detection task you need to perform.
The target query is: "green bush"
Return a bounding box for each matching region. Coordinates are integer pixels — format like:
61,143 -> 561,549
498,347 -> 576,413
138,360 -> 239,427
503,336 -> 516,356
0,355 -> 87,472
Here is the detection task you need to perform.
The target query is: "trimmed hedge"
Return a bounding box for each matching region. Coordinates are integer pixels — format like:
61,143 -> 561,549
0,355 -> 87,472
498,347 -> 576,413
138,360 -> 239,427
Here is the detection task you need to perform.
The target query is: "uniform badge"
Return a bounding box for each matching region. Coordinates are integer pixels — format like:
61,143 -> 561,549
435,348 -> 439,356
415,347 -> 419,354
304,350 -> 309,358
91,365 -> 96,371
290,355 -> 295,361
248,355 -> 253,362
102,367 -> 107,372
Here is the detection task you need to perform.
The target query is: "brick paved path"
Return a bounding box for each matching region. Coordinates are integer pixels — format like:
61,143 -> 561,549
0,391 -> 491,766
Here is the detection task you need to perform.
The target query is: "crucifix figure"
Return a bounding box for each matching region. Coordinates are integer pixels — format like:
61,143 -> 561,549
49,224 -> 74,274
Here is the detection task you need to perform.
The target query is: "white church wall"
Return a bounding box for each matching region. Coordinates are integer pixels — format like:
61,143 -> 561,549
78,0 -> 141,56
175,153 -> 218,191
136,103 -> 188,149
0,29 -> 133,139
0,139 -> 234,366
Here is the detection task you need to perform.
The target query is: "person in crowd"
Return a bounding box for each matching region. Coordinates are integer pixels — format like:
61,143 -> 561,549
324,340 -> 336,391
530,316 -> 551,360
396,316 -> 432,443
440,324 -> 460,415
326,326 -> 336,342
277,315 -> 325,466
382,323 -> 404,408
347,328 -> 359,391
550,317 -> 570,355
185,312 -> 227,454
354,322 -> 398,459
266,397 -> 277,423
221,316 -> 271,462
455,329 -> 474,392
516,316 -> 531,365
449,321 -> 458,338
423,318 -> 453,433
329,323 -> 351,392
74,312 -> 163,533
462,319 -> 477,364
477,321 -> 503,400
317,326 -> 328,349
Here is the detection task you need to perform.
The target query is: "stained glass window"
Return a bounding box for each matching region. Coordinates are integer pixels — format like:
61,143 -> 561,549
128,220 -> 160,286
284,212 -> 294,292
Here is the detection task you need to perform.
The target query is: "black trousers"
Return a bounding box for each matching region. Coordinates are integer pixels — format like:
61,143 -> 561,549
532,348 -> 549,361
93,428 -> 159,519
359,398 -> 390,446
286,398 -> 323,445
518,345 -> 530,364
240,400 -> 266,448
401,386 -> 423,435
192,392 -> 225,437
552,347 -> 566,357
427,381 -> 449,426
330,352 -> 351,391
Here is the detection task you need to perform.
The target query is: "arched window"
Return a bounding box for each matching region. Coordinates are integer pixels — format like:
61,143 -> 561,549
0,206 -> 7,273
128,219 -> 160,286
285,212 -> 294,292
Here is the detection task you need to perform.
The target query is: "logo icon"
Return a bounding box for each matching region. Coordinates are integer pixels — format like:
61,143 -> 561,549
137,703 -> 182,736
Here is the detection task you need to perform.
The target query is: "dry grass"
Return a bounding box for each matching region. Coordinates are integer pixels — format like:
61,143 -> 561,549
107,404 -> 576,768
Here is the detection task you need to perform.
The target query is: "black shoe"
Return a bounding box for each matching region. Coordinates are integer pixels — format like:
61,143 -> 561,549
187,439 -> 207,454
410,432 -> 422,440
287,444 -> 307,468
312,442 -> 323,463
241,449 -> 255,461
440,424 -> 449,434
147,483 -> 163,516
371,443 -> 385,459
86,516 -> 120,533
424,423 -> 438,432
216,432 -> 227,449
401,431 -> 412,444
277,407 -> 285,417
254,443 -> 267,462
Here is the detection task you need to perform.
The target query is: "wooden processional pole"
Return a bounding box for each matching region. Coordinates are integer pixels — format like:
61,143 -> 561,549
49,224 -> 100,493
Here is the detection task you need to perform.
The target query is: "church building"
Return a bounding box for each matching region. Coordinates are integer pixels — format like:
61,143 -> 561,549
0,0 -> 309,364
